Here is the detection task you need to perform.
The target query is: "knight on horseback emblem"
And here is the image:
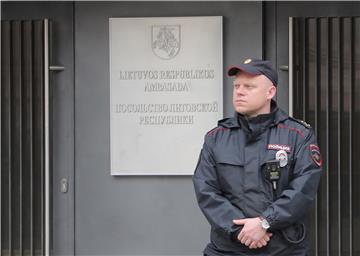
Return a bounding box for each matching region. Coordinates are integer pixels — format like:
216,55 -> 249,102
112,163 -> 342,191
152,25 -> 181,60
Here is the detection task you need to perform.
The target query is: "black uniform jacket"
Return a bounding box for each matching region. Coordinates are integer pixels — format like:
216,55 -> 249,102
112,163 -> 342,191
193,103 -> 322,256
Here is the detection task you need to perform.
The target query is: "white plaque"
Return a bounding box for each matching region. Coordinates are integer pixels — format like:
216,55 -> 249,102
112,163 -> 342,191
110,17 -> 223,175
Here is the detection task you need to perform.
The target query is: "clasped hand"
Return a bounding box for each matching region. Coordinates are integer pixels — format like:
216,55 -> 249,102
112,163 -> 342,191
233,217 -> 272,249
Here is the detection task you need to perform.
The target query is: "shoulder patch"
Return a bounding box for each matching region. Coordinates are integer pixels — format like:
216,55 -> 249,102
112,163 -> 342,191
309,144 -> 323,167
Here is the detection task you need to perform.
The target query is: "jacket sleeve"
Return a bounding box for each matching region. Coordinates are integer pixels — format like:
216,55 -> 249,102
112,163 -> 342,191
192,135 -> 246,239
261,128 -> 322,229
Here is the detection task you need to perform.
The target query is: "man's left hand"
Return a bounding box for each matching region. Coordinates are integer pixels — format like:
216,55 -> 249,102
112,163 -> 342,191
233,217 -> 268,247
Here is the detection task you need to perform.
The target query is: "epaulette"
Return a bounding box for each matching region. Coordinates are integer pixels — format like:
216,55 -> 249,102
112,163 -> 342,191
207,117 -> 239,136
218,117 -> 240,128
289,116 -> 312,129
207,126 -> 220,136
218,117 -> 232,124
206,126 -> 230,136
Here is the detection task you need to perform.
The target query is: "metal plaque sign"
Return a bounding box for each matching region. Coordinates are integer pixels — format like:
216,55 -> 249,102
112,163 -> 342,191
109,17 -> 223,175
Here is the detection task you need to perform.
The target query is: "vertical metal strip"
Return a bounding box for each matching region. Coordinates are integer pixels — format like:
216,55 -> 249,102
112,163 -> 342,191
314,18 -> 320,255
30,21 -> 34,256
22,20 -> 34,256
349,17 -> 354,256
315,18 -> 319,125
0,21 -> 3,256
44,19 -> 50,256
0,21 -> 11,256
304,18 -> 318,255
19,21 -> 23,256
326,17 -> 331,256
4,20 -> 12,256
8,21 -> 12,256
303,19 -> 307,122
11,20 -> 20,256
338,17 -> 343,256
33,20 -> 44,256
289,17 -> 293,117
12,20 -> 23,256
0,26 -> 1,255
9,21 -> 12,256
0,21 -> 1,256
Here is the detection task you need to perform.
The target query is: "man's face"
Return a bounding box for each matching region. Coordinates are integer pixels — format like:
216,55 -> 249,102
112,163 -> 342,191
232,72 -> 276,117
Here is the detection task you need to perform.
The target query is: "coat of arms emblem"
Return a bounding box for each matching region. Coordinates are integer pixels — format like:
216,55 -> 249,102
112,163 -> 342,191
152,25 -> 181,60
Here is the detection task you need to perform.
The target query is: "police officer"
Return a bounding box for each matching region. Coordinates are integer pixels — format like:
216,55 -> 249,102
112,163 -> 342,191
193,59 -> 322,256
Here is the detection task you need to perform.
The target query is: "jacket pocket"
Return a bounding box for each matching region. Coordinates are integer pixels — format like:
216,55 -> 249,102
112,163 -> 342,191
215,156 -> 245,195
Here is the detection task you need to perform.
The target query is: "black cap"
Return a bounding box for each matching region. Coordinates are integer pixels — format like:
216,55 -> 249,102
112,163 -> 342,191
228,58 -> 278,86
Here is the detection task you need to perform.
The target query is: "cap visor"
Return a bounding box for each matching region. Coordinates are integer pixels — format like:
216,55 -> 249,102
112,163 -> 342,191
227,65 -> 261,77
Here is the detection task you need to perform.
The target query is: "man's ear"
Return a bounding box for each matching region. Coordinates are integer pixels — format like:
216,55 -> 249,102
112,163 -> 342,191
267,85 -> 277,100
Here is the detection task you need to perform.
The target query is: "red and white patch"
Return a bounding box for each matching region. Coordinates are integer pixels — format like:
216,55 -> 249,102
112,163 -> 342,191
309,144 -> 323,167
267,144 -> 291,153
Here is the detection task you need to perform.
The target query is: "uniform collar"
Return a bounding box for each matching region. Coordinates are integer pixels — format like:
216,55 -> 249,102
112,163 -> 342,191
218,100 -> 288,130
237,100 -> 287,126
237,101 -> 288,141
